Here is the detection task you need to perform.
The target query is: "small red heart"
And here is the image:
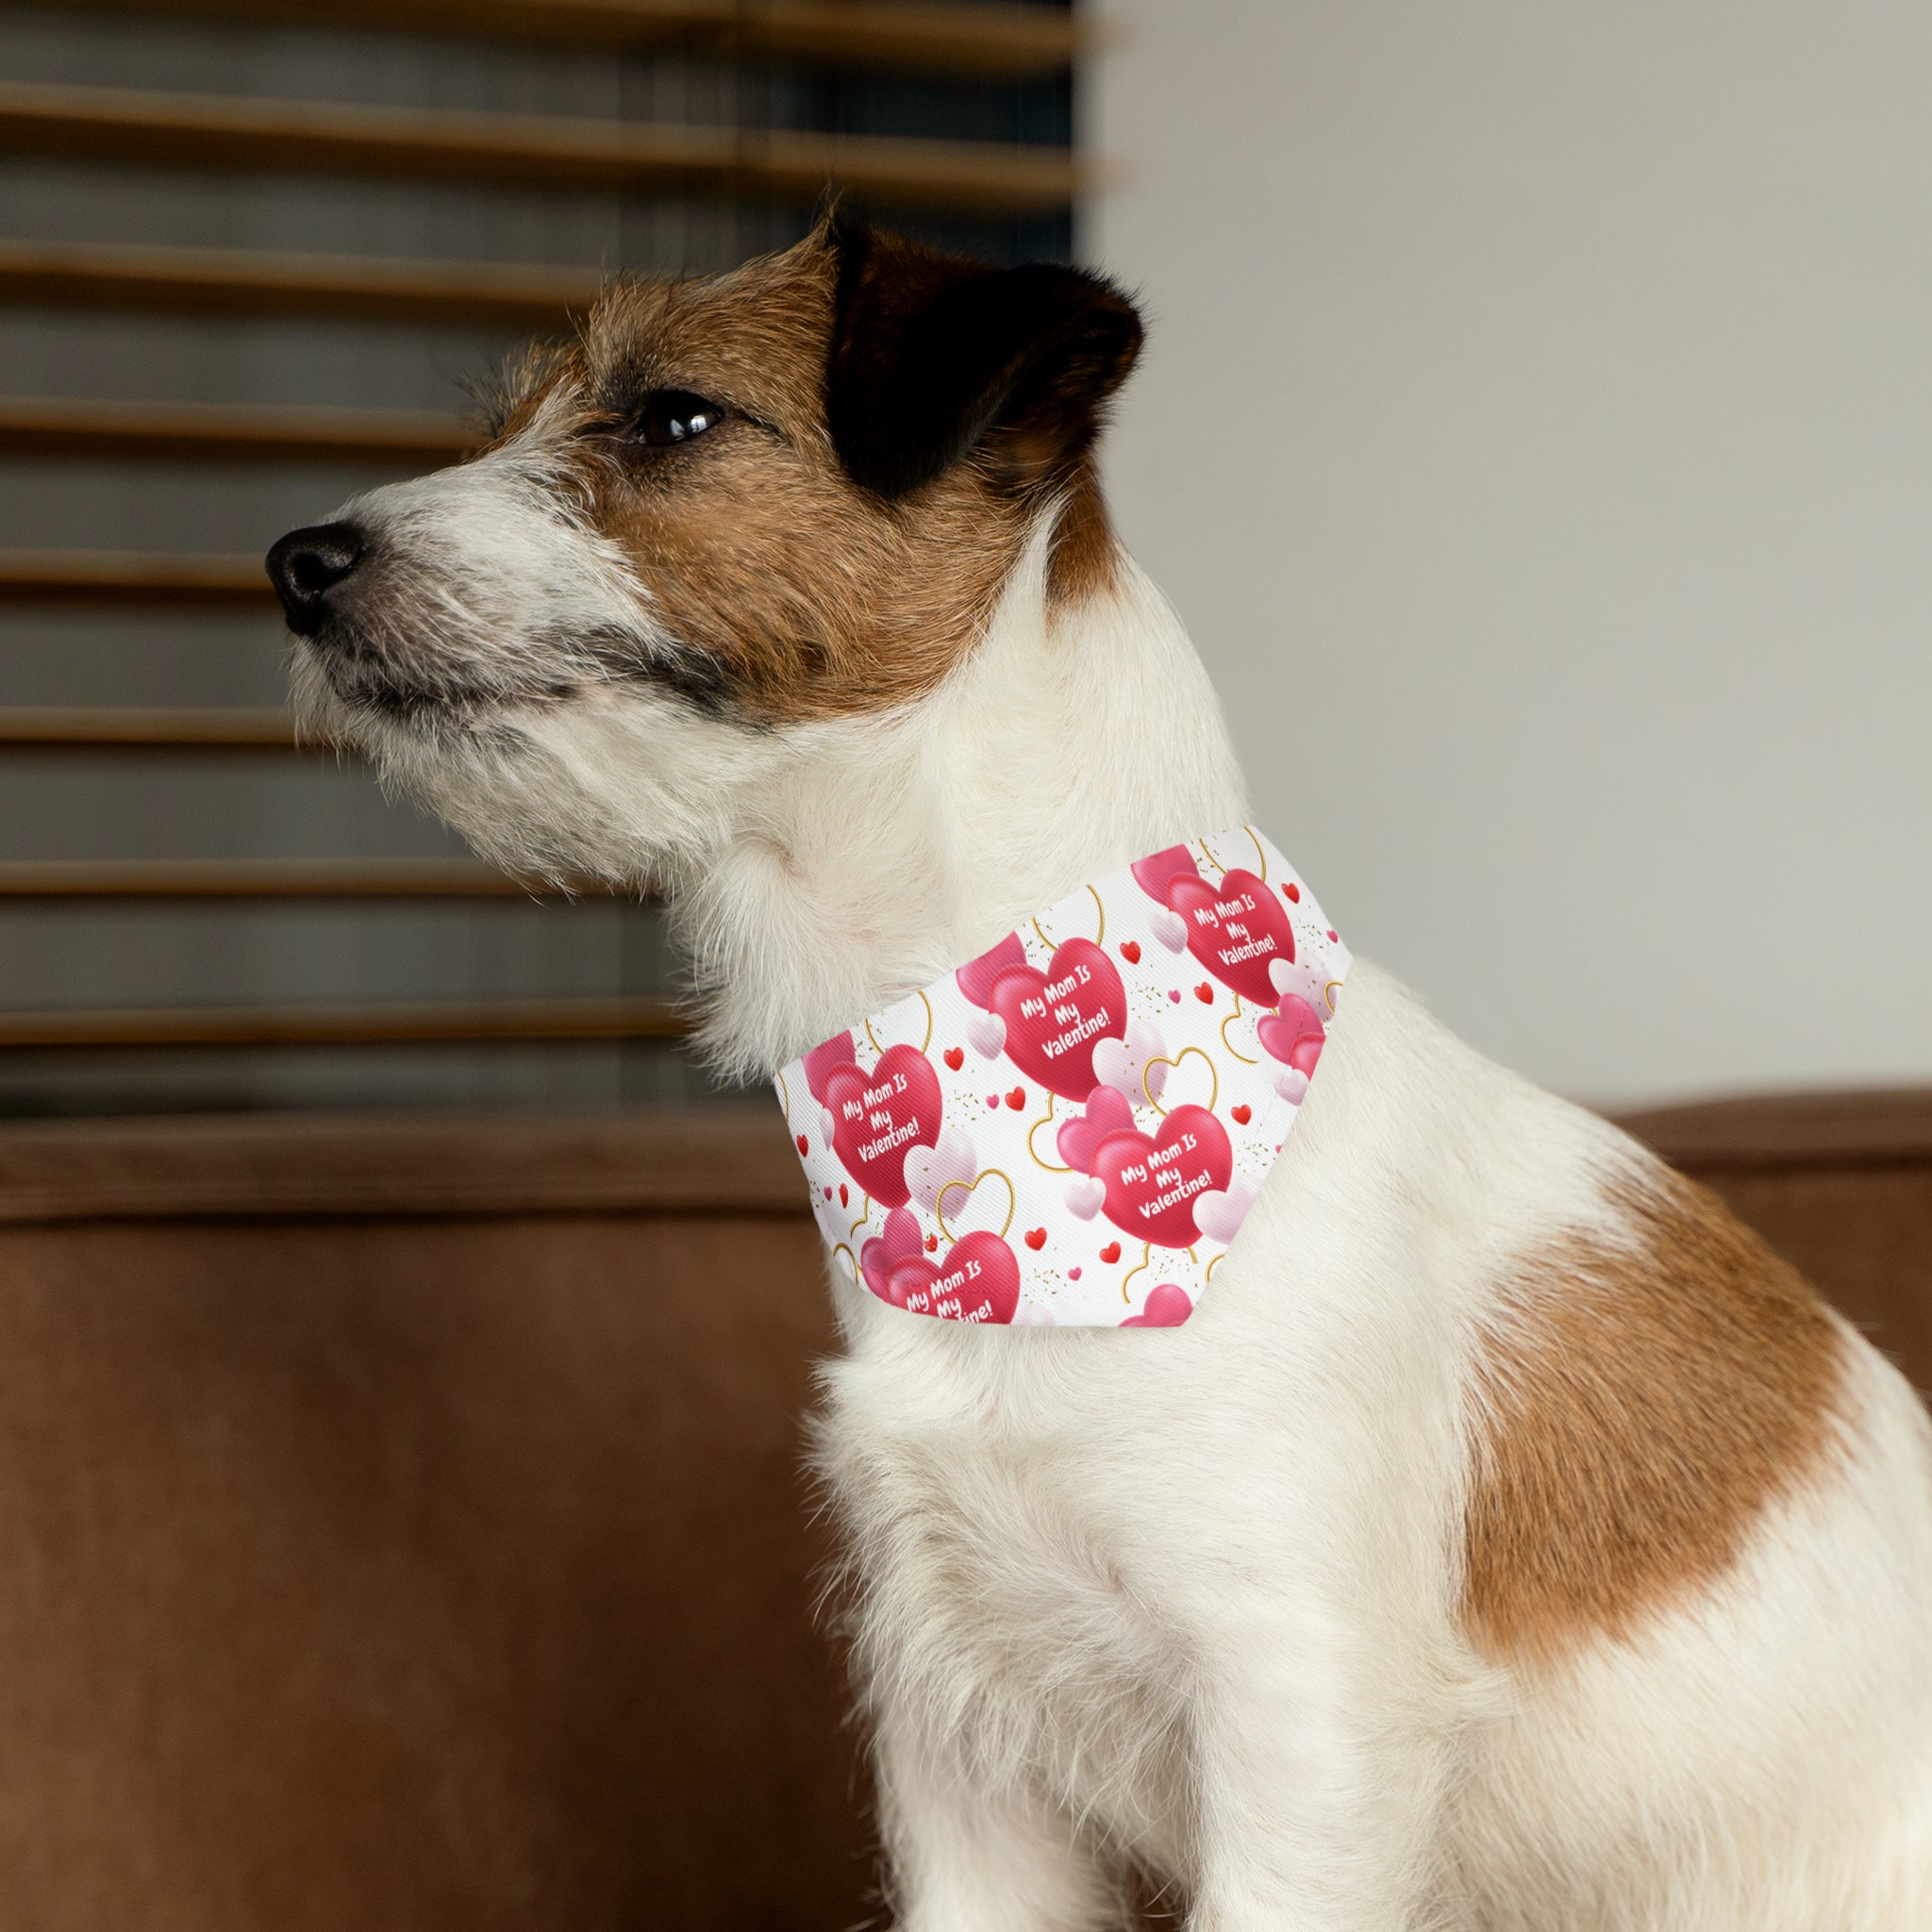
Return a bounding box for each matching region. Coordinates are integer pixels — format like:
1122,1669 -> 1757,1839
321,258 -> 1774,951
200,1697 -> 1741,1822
1231,1104 -> 1252,1125
1194,982 -> 1214,1004
823,1186 -> 832,1200
1120,940 -> 1141,964
1099,1241 -> 1122,1264
987,1094 -> 1000,1108
1327,930 -> 1338,942
943,1045 -> 964,1071
796,1135 -> 808,1156
924,1233 -> 939,1252
1283,882 -> 1301,903
1006,1086 -> 1026,1110
1168,989 -> 1182,1004
1024,1227 -> 1047,1251
1067,1266 -> 1083,1280
839,1183 -> 849,1206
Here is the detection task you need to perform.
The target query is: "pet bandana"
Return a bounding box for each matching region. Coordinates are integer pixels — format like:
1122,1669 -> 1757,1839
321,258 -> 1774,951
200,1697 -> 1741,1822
776,828 -> 1349,1328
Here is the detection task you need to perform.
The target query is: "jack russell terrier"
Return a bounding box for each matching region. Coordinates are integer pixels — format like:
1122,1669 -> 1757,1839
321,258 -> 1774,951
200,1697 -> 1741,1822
267,216 -> 1932,1931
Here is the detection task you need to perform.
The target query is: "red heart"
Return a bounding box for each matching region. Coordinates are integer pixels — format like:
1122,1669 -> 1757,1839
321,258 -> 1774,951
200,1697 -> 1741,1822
1067,1266 -> 1082,1280
1167,989 -> 1181,1003
1231,1104 -> 1252,1125
1055,1086 -> 1134,1175
823,1186 -> 832,1200
858,1207 -> 924,1300
955,931 -> 1027,1010
1194,982 -> 1214,1004
823,1046 -> 943,1208
1122,1282 -> 1194,1327
987,1094 -> 999,1108
801,1033 -> 857,1106
1168,868 -> 1296,1006
884,1231 -> 1020,1324
1283,882 -> 1301,904
989,937 -> 1127,1102
1024,1227 -> 1047,1250
1119,940 -> 1141,965
1131,845 -> 1201,904
796,1135 -> 809,1156
1257,995 -> 1326,1078
839,1182 -> 849,1206
1327,930 -> 1339,942
1005,1086 -> 1026,1110
1099,1241 -> 1122,1264
1092,1105 -> 1234,1248
924,1233 -> 939,1252
943,1046 -> 965,1072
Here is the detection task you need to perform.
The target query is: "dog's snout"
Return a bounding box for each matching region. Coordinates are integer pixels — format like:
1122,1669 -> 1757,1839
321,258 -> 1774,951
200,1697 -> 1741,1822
266,522 -> 365,636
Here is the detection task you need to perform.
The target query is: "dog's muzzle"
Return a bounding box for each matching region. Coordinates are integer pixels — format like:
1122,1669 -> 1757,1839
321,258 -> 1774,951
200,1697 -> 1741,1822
266,522 -> 365,637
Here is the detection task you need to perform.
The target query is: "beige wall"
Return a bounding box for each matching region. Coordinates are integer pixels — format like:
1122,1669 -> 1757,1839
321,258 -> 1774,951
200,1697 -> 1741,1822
1088,2 -> 1932,1105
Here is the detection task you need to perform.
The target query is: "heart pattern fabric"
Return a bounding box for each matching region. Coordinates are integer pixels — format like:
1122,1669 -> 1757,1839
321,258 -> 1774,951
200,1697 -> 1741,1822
778,828 -> 1348,1326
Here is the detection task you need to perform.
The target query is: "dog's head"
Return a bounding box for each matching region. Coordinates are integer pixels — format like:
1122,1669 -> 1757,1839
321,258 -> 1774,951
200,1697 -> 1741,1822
267,217 -> 1141,884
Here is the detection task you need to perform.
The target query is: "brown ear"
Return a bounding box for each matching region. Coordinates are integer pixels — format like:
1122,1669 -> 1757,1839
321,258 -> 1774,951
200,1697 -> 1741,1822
824,216 -> 1142,501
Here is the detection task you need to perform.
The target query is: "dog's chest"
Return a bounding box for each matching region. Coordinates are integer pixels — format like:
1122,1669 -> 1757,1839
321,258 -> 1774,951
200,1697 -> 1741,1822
820,1333 -> 1198,1853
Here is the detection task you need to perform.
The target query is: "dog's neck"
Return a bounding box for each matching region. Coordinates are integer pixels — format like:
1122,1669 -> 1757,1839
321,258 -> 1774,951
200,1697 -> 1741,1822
678,529 -> 1249,1081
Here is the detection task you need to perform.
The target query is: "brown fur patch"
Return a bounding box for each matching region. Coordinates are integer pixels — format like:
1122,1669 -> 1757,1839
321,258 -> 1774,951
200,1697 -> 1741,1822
1462,1166 -> 1848,1666
485,229 -> 1121,724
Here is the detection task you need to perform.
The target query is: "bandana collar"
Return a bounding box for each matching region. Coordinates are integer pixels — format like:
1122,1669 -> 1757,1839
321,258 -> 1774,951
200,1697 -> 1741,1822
776,827 -> 1349,1327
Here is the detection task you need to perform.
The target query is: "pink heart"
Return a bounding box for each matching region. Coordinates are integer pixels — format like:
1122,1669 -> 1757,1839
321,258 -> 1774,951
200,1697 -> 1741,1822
1067,1266 -> 1083,1280
1055,1085 -> 1135,1175
858,1206 -> 924,1300
1092,1104 -> 1234,1248
1256,994 -> 1326,1078
801,1031 -> 858,1106
955,931 -> 1027,1010
1130,844 -> 1201,905
989,937 -> 1127,1103
1122,1282 -> 1194,1327
884,1230 -> 1020,1324
1167,868 -> 1295,1006
1167,988 -> 1182,1003
823,1046 -> 943,1208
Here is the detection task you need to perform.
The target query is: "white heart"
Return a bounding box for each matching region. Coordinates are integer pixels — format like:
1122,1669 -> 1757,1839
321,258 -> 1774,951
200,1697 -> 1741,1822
1091,1019 -> 1170,1106
1272,1066 -> 1309,1107
1268,955 -> 1330,1011
904,1125 -> 978,1214
1150,906 -> 1188,953
1063,1174 -> 1105,1220
966,1009 -> 1008,1059
1192,1174 -> 1258,1245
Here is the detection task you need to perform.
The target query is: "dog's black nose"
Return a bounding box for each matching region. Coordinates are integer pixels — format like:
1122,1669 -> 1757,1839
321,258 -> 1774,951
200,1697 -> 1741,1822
266,522 -> 364,636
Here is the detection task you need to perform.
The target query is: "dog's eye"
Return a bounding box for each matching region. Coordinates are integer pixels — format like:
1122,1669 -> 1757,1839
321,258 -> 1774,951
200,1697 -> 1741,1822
632,389 -> 726,447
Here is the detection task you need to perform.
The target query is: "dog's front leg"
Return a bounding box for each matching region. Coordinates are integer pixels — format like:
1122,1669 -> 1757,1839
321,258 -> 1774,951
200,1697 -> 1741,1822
873,1702 -> 1125,1932
1181,1621 -> 1453,1932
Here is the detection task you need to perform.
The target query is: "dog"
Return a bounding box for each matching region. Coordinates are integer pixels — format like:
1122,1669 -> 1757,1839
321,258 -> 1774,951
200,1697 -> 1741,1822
268,215 -> 1932,1929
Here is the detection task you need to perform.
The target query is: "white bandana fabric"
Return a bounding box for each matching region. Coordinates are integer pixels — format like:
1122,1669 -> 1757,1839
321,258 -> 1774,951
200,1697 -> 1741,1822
776,829 -> 1349,1328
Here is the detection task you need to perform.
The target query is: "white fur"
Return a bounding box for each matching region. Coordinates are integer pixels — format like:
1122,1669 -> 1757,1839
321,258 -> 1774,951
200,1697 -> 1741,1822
295,475 -> 1932,1929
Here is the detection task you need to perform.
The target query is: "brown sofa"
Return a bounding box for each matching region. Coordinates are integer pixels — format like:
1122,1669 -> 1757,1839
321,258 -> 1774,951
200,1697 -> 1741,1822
0,1094 -> 1925,1930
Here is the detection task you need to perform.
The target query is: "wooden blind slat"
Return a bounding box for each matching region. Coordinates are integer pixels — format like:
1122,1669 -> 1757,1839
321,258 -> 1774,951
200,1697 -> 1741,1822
0,82 -> 1087,215
0,859 -> 564,898
0,240 -> 601,328
0,549 -> 274,602
0,708 -> 302,748
0,396 -> 471,464
11,0 -> 1082,76
0,995 -> 687,1047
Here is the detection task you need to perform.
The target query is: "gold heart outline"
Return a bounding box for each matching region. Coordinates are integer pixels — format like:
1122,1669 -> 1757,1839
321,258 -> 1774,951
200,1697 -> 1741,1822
1026,1093 -> 1073,1173
1120,1238 -> 1198,1305
936,1167 -> 1016,1244
864,989 -> 934,1061
1031,882 -> 1106,955
1219,992 -> 1257,1065
830,1242 -> 858,1285
1141,1043 -> 1219,1117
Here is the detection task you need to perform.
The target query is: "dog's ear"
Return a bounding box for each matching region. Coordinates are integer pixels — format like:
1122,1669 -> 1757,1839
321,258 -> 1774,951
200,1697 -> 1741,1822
824,215 -> 1142,501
